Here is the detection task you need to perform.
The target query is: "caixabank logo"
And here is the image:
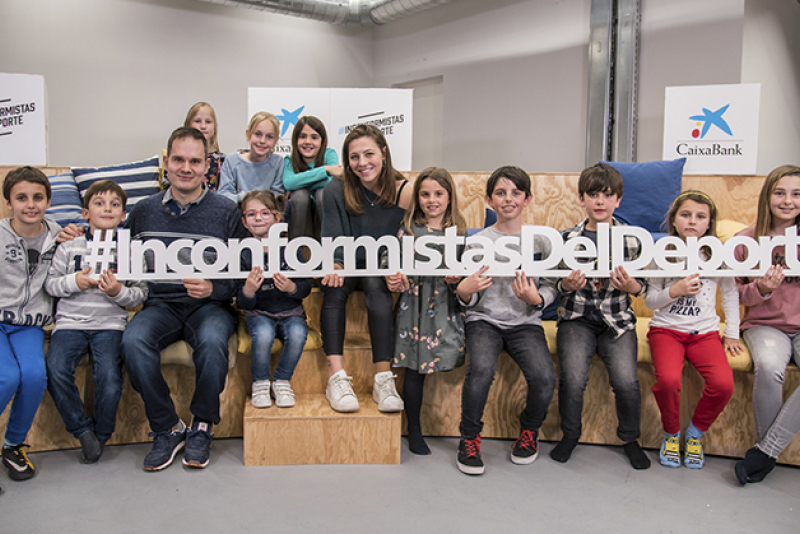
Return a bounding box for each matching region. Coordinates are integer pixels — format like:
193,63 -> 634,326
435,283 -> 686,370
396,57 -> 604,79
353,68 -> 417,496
677,103 -> 743,157
273,106 -> 305,155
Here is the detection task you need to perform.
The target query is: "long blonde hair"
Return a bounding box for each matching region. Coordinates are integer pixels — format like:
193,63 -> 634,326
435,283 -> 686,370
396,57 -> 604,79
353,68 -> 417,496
184,102 -> 219,152
755,165 -> 800,238
404,167 -> 466,235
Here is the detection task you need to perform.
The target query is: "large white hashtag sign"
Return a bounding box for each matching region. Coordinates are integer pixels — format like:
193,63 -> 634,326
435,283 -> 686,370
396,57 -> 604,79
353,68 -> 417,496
85,230 -> 117,278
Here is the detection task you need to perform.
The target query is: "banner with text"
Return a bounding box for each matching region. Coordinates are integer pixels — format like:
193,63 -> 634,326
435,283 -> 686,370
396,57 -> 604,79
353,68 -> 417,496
247,87 -> 413,170
0,73 -> 46,166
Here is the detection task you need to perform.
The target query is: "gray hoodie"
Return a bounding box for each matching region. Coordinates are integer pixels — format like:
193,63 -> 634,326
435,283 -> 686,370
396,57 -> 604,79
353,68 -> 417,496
0,217 -> 61,327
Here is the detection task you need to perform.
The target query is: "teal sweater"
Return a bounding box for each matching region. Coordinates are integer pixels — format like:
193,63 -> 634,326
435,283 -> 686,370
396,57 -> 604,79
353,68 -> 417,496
282,148 -> 339,194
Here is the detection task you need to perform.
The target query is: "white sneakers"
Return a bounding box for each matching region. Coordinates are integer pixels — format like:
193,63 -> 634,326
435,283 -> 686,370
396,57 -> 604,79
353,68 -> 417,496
271,380 -> 296,408
252,379 -> 296,408
373,373 -> 404,413
324,371 -> 404,413
326,371 -> 360,412
251,380 -> 271,408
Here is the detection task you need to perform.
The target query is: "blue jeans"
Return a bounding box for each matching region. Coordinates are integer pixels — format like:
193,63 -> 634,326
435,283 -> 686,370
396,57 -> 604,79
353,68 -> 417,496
46,329 -> 123,443
121,300 -> 235,432
0,323 -> 47,445
246,315 -> 307,382
459,320 -> 556,439
556,318 -> 642,443
743,325 -> 800,457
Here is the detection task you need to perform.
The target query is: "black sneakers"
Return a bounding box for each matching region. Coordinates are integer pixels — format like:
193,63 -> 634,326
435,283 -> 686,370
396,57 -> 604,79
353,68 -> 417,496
457,435 -> 484,475
143,428 -> 186,471
3,444 -> 35,481
511,429 -> 539,465
182,421 -> 213,469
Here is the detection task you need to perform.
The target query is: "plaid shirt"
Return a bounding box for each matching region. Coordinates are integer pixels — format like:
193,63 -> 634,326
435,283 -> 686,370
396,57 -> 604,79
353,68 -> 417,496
556,218 -> 647,338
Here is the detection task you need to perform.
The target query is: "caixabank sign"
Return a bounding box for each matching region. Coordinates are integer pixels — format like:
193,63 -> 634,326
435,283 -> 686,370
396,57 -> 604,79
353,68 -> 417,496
663,84 -> 760,175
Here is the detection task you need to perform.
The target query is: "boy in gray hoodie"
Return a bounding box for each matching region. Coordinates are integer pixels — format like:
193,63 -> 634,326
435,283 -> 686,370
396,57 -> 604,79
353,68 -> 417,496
0,167 -> 61,484
45,180 -> 148,464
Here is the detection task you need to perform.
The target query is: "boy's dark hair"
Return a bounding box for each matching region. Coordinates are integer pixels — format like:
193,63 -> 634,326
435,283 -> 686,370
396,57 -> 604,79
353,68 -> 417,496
3,166 -> 51,201
486,165 -> 531,198
167,126 -> 208,156
82,179 -> 128,210
578,163 -> 623,197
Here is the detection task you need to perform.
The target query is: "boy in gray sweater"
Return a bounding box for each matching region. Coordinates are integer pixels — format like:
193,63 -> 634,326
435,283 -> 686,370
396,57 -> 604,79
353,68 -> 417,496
45,180 -> 148,463
455,166 -> 557,475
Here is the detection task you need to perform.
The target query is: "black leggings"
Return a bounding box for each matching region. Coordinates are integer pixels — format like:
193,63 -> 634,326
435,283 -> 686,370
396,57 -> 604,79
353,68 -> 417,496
320,276 -> 394,363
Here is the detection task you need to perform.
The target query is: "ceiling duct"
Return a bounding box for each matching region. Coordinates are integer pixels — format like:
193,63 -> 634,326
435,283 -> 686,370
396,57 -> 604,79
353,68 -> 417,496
195,0 -> 454,26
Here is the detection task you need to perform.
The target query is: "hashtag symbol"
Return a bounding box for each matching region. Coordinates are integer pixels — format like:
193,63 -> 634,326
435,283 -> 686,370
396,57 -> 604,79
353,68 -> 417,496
85,230 -> 116,277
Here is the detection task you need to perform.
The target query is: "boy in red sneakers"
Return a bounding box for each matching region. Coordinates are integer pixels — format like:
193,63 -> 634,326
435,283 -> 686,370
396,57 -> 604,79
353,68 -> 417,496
455,166 -> 557,475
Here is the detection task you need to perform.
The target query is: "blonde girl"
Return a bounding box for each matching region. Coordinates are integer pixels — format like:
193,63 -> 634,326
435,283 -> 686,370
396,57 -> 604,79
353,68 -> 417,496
164,102 -> 224,190
219,112 -> 284,203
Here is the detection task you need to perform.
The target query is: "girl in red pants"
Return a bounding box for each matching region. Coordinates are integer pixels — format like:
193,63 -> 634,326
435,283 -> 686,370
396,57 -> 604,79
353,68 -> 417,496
645,191 -> 743,468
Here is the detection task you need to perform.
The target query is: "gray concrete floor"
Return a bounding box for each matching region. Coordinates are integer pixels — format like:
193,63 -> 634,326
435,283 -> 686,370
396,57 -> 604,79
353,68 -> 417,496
1,437 -> 797,533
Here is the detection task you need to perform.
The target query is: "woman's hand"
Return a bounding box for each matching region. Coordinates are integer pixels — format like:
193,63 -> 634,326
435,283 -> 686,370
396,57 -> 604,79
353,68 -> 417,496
321,263 -> 345,288
385,272 -> 409,292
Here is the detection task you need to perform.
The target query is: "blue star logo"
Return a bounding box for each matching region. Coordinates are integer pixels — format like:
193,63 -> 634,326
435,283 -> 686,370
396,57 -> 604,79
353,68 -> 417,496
276,106 -> 304,137
689,104 -> 733,138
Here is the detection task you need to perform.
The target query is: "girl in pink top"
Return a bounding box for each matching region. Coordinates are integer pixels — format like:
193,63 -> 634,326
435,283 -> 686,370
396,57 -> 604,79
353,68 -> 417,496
734,164 -> 800,484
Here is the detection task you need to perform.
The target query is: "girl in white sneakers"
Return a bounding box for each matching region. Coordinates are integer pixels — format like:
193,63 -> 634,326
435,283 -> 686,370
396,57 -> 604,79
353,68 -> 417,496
238,190 -> 311,409
319,125 -> 412,413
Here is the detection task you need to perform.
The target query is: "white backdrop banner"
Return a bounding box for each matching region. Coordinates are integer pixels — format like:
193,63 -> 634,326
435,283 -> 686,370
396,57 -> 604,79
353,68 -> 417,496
248,87 -> 413,170
663,84 -> 760,175
0,73 -> 46,166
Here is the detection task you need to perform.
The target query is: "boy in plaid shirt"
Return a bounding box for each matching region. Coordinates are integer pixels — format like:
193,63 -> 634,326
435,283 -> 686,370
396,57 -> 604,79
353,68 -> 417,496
550,163 -> 651,469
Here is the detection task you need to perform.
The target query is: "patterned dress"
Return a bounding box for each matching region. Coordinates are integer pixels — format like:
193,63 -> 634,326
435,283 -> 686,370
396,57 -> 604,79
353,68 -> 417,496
392,223 -> 466,373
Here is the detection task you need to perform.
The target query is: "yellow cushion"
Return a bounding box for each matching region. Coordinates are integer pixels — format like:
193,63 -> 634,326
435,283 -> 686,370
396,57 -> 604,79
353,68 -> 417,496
716,219 -> 748,243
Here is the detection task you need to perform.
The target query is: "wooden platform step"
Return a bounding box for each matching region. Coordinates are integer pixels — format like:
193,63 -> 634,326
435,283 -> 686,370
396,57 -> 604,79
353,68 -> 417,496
243,393 -> 401,466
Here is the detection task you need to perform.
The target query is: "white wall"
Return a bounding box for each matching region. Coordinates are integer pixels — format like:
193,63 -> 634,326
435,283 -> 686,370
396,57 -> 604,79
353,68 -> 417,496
2,0 -> 796,173
373,0 -> 748,172
742,0 -> 800,174
637,0 -> 744,163
0,0 -> 374,167
374,0 -> 591,172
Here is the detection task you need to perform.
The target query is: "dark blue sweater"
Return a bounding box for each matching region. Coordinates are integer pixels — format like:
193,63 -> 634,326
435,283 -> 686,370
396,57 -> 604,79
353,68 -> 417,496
126,189 -> 246,304
237,248 -> 311,317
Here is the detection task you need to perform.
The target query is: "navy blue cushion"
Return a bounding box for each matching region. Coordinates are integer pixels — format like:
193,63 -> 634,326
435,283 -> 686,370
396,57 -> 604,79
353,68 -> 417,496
46,172 -> 86,228
72,156 -> 161,214
484,208 -> 497,228
603,158 -> 685,234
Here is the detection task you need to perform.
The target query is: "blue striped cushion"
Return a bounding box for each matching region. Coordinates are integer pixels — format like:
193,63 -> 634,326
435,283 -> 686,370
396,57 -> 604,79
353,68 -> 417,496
72,156 -> 161,213
46,172 -> 86,228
